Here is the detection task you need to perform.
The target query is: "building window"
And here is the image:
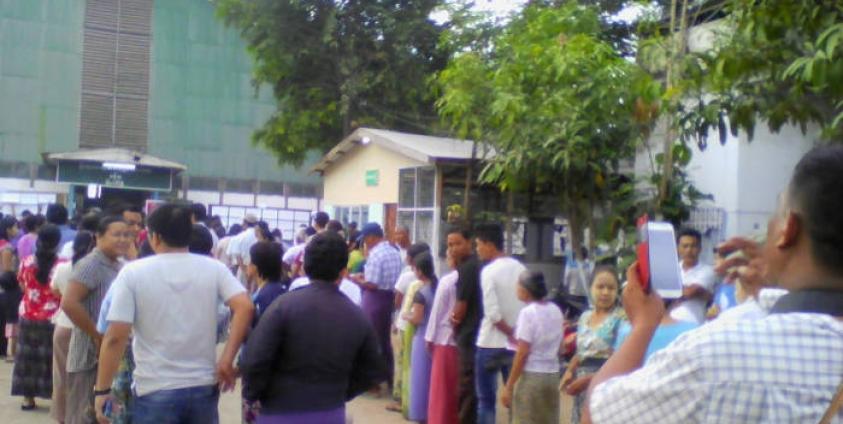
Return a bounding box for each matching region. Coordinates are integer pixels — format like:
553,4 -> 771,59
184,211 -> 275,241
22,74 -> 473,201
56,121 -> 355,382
335,205 -> 369,228
210,205 -> 311,242
398,166 -> 437,244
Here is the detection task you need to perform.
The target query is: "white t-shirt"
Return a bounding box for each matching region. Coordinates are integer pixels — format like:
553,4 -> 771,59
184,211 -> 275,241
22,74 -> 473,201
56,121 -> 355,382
394,270 -> 417,331
58,241 -> 73,261
670,262 -> 716,324
477,256 -> 527,349
226,227 -> 258,265
288,277 -> 361,306
107,252 -> 246,396
50,261 -> 75,328
515,302 -> 564,373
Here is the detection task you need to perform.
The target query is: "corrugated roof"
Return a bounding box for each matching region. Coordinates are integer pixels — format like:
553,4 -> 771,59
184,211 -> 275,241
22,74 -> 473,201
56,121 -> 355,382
312,127 -> 493,174
44,148 -> 187,171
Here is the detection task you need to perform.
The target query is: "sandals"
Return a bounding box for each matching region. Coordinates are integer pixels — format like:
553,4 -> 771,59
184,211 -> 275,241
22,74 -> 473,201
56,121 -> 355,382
20,401 -> 36,411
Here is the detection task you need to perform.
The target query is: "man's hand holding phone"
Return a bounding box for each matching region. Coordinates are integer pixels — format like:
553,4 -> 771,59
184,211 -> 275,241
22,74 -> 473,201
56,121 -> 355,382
624,262 -> 665,330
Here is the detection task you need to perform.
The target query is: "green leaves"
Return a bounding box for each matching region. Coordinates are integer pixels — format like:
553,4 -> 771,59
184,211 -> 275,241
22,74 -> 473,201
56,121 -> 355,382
216,0 -> 451,166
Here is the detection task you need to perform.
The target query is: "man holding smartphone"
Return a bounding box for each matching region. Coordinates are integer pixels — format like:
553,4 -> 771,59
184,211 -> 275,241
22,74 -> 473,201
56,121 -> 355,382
584,146 -> 843,423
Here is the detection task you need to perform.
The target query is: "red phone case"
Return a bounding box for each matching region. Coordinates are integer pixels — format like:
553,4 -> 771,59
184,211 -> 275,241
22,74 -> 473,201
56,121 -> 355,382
636,214 -> 651,292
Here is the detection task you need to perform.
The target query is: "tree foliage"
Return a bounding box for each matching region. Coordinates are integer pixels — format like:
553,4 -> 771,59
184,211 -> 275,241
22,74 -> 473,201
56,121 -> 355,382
215,0 -> 450,165
436,3 -> 657,255
682,0 -> 843,143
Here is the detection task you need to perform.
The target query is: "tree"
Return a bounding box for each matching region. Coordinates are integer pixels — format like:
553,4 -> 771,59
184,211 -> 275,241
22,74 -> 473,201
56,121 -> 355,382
681,1 -> 843,143
215,0 -> 450,165
436,3 -> 657,258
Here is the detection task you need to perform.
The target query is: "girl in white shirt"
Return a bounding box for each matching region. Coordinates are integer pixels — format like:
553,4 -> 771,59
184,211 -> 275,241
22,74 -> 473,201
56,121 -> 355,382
501,271 -> 565,424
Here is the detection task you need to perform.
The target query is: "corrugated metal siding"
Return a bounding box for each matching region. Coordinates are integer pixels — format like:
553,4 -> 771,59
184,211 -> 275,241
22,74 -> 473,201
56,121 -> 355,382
79,0 -> 151,151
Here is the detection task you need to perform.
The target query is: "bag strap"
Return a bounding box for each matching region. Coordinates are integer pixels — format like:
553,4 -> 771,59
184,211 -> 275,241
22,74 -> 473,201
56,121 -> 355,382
819,378 -> 843,424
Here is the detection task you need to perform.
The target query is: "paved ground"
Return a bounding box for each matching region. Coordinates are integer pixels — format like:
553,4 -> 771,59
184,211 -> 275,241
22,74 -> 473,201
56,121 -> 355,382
0,358 -> 573,423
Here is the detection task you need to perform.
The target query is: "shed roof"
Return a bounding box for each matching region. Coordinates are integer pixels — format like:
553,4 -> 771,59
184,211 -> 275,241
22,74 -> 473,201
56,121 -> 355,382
44,148 -> 187,171
312,127 -> 493,174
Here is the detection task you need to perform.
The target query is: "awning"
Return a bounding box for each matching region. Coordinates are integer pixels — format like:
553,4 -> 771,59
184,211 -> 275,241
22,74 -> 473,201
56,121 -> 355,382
43,148 -> 186,191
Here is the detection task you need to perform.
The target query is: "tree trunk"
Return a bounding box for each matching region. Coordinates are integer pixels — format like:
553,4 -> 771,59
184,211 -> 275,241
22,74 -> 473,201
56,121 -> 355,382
505,189 -> 514,255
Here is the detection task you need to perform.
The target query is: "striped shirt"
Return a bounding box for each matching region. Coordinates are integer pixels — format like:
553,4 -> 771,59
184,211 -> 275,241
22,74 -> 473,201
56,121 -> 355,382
66,249 -> 122,373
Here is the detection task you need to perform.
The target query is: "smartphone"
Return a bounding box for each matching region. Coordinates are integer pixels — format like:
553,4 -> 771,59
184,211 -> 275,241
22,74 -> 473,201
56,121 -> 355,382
636,216 -> 684,299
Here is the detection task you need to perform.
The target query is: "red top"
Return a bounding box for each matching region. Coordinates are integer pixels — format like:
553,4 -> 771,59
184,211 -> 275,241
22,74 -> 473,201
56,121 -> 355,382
17,256 -> 63,321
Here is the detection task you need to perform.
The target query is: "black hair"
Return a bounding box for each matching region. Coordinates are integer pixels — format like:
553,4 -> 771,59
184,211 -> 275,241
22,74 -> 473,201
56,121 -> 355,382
348,221 -> 358,229
788,146 -> 843,275
407,242 -> 431,262
45,203 -> 69,225
188,224 -> 214,256
78,213 -> 102,233
228,223 -> 242,237
677,227 -> 702,244
519,270 -> 548,300
71,231 -> 97,265
20,210 -> 32,217
446,225 -> 473,241
271,229 -> 282,239
305,226 -> 317,237
34,224 -> 62,285
22,214 -> 41,233
190,203 -> 208,222
0,216 -> 18,241
327,220 -> 343,233
96,215 -> 126,236
304,232 -> 349,282
413,252 -> 438,291
250,241 -> 283,282
138,239 -> 155,259
313,211 -> 330,228
255,221 -> 272,240
147,203 -> 193,248
474,223 -> 504,251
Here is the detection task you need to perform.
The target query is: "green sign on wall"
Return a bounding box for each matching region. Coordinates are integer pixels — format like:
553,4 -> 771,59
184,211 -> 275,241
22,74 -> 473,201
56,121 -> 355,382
365,169 -> 379,187
56,161 -> 174,191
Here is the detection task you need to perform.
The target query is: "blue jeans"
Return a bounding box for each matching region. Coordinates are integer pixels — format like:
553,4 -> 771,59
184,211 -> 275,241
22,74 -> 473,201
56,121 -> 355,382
132,385 -> 219,424
475,347 -> 513,424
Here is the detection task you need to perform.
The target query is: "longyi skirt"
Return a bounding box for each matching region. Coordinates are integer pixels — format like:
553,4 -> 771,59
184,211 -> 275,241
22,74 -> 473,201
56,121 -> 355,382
11,318 -> 54,398
408,330 -> 432,422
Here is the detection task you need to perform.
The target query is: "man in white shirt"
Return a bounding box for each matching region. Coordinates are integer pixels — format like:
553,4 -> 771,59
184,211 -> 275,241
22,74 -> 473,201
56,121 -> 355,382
473,223 -> 526,424
93,203 -> 254,424
670,228 -> 716,324
227,213 -> 259,287
586,146 -> 843,424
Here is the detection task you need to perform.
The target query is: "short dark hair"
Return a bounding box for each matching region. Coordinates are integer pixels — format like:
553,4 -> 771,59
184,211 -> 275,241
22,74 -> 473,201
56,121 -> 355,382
108,202 -> 142,217
147,203 -> 193,248
313,211 -> 330,228
228,224 -> 242,237
446,225 -> 473,241
78,212 -> 102,233
22,214 -> 40,232
190,203 -> 208,222
250,241 -> 283,282
0,216 -> 17,241
407,242 -> 431,262
304,232 -> 349,282
788,146 -> 843,275
188,224 -> 214,255
96,215 -> 126,236
327,220 -> 343,233
519,270 -> 548,300
45,203 -> 69,225
677,227 -> 702,244
475,223 -> 504,251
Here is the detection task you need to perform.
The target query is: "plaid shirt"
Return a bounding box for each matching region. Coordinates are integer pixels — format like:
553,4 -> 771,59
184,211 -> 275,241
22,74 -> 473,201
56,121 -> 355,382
364,241 -> 402,291
590,313 -> 843,423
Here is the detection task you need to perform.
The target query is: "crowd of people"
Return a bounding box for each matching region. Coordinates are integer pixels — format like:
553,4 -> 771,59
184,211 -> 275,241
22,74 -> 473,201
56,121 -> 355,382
0,145 -> 840,424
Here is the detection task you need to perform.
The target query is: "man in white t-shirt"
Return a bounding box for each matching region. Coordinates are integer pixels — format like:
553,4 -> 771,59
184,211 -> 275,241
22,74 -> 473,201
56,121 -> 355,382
227,213 -> 259,287
670,228 -> 716,324
473,223 -> 527,424
93,203 -> 254,423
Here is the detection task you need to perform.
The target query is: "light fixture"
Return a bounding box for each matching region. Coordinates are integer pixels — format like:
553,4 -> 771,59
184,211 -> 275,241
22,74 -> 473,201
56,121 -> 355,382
87,184 -> 102,199
361,136 -> 371,145
102,162 -> 136,171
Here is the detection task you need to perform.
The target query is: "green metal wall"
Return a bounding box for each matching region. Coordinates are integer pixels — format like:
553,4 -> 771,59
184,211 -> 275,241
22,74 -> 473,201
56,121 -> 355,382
148,0 -> 319,185
0,0 -> 84,163
0,0 -> 319,188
